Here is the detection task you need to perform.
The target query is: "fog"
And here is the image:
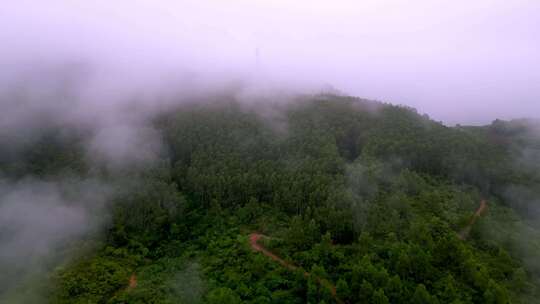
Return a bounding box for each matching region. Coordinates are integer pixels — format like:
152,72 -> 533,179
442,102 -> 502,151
0,178 -> 111,301
1,0 -> 539,124
0,1 -> 539,301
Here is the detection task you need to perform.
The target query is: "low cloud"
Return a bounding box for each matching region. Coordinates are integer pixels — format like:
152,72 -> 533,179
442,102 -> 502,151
0,178 -> 112,298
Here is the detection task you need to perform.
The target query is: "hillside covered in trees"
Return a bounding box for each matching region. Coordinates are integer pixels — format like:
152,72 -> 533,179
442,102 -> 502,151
1,94 -> 539,303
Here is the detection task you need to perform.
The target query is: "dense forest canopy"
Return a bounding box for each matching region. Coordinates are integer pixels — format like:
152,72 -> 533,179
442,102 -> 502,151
1,93 -> 539,303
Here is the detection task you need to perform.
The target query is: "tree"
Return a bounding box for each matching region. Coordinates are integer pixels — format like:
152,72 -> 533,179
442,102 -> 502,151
359,280 -> 374,303
207,287 -> 241,304
336,279 -> 351,300
385,275 -> 403,302
483,280 -> 509,304
307,277 -> 319,304
411,284 -> 435,304
372,288 -> 390,304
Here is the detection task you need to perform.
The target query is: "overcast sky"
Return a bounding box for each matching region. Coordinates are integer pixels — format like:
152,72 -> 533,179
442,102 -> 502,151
1,0 -> 539,124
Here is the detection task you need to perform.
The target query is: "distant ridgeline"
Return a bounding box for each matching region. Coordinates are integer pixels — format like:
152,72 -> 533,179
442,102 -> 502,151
1,94 -> 539,303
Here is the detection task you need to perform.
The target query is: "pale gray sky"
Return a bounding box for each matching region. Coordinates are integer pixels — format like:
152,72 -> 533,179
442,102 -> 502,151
1,0 -> 539,124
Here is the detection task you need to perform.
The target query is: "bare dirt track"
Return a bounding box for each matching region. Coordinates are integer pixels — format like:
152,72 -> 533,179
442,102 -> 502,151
249,234 -> 299,272
127,273 -> 137,290
249,233 -> 344,304
459,199 -> 488,240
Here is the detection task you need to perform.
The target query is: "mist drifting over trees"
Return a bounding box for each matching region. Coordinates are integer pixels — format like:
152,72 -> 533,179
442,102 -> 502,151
1,1 -> 540,303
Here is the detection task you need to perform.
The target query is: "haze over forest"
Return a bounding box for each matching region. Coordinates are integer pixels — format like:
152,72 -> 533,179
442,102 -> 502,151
1,1 -> 540,304
2,0 -> 539,124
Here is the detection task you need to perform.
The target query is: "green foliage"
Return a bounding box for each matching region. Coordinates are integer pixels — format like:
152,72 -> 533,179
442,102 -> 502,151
52,255 -> 132,303
206,287 -> 241,304
8,95 -> 540,303
411,284 -> 435,304
0,128 -> 87,177
110,175 -> 187,251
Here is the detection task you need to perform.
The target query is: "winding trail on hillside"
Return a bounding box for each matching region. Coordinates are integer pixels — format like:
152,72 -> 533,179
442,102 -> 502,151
458,199 -> 488,240
248,199 -> 488,302
249,233 -> 344,304
122,200 -> 487,300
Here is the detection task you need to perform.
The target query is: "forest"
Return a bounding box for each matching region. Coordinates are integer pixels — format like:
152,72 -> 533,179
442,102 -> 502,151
1,94 -> 539,303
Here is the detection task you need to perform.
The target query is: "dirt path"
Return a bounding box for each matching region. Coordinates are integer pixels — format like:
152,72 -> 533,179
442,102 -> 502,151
127,273 -> 137,290
249,199 -> 488,301
249,233 -> 344,304
458,199 -> 488,240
